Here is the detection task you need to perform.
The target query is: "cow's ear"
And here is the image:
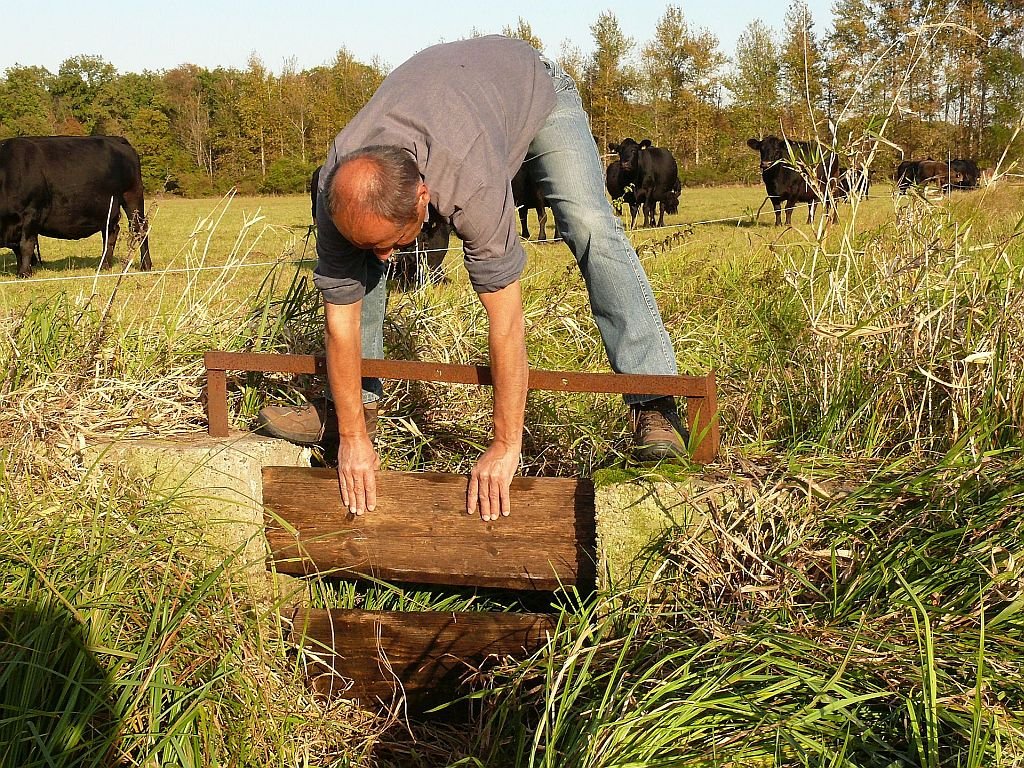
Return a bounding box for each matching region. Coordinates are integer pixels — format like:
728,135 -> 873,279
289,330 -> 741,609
746,138 -> 762,151
639,139 -> 652,150
608,142 -> 619,152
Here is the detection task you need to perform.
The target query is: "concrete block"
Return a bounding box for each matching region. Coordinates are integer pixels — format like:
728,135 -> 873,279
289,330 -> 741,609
83,431 -> 311,605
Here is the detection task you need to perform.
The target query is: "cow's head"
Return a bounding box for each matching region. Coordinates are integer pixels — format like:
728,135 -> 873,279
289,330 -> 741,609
609,137 -> 647,174
747,135 -> 788,171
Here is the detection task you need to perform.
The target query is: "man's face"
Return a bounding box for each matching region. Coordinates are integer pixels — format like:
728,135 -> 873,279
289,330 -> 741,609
337,182 -> 430,262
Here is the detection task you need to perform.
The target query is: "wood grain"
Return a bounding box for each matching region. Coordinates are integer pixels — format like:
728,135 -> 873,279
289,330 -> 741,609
290,608 -> 557,708
263,468 -> 596,590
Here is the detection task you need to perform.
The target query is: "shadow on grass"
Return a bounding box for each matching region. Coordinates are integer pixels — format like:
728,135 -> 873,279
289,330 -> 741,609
0,601 -> 119,767
0,247 -> 109,277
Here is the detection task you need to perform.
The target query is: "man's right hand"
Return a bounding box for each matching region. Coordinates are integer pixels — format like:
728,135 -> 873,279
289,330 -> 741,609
337,435 -> 380,515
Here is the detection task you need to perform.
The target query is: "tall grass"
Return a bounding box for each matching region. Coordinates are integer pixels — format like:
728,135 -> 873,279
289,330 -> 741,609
1,174 -> 1022,765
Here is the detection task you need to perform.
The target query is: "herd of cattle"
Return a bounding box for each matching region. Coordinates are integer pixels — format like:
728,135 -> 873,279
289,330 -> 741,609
1,134 -> 983,279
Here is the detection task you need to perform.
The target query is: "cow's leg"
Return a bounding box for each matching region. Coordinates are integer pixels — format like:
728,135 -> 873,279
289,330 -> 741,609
122,187 -> 152,271
629,202 -> 639,230
17,232 -> 38,278
100,217 -> 120,270
518,208 -> 531,239
784,200 -> 794,226
536,206 -> 548,241
771,198 -> 783,226
657,202 -> 666,228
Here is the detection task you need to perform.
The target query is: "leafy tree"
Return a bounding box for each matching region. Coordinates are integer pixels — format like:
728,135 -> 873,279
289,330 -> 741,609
50,55 -> 117,133
639,5 -> 725,167
502,18 -> 544,53
583,11 -> 635,152
726,20 -> 782,138
780,0 -> 826,135
0,66 -> 55,137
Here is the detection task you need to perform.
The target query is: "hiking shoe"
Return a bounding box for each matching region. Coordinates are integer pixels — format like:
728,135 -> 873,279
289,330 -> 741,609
630,396 -> 689,462
257,400 -> 378,445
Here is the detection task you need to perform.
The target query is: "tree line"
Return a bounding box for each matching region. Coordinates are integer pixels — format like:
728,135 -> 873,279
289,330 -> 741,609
1,0 -> 1020,196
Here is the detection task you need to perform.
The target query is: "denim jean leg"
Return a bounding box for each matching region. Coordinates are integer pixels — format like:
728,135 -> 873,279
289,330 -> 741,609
526,63 -> 678,404
359,256 -> 387,405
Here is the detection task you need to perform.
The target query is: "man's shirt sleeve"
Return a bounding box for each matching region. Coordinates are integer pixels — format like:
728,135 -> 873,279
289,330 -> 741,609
452,179 -> 527,294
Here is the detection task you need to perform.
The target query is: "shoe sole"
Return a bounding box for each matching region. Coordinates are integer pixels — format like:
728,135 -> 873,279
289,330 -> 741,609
254,421 -> 323,446
633,441 -> 688,462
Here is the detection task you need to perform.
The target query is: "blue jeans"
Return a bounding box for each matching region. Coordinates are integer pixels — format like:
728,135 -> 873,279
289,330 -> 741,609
359,57 -> 678,406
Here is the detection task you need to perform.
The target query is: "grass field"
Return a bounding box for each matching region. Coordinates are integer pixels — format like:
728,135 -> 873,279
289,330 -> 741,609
2,180 -> 1024,766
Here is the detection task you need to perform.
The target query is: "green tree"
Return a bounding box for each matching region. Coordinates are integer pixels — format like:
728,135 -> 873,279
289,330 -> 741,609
502,18 -> 544,53
726,20 -> 782,138
0,66 -> 55,137
583,11 -> 635,151
50,55 -> 117,133
780,0 -> 826,135
639,5 -> 725,167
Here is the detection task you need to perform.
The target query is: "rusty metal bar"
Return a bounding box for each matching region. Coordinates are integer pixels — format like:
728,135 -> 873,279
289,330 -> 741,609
203,350 -> 720,462
687,371 -> 720,464
204,351 -> 709,397
206,368 -> 229,438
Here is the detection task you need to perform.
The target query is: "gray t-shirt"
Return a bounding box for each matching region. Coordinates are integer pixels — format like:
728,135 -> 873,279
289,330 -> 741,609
313,35 -> 556,304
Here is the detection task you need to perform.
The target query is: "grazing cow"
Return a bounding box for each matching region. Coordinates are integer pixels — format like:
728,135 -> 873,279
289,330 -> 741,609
950,159 -> 980,189
896,160 -> 963,193
1,135 -> 151,278
836,167 -> 871,200
511,164 -> 555,241
311,163 -> 451,288
746,135 -> 839,226
607,138 -> 680,228
309,165 -> 321,222
390,212 -> 451,288
605,159 -> 638,221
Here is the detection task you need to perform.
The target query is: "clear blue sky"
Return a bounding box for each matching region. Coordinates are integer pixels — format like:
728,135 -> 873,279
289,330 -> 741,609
4,1 -> 835,75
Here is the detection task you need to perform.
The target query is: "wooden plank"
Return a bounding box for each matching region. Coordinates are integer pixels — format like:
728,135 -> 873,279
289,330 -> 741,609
263,467 -> 596,590
290,608 -> 556,708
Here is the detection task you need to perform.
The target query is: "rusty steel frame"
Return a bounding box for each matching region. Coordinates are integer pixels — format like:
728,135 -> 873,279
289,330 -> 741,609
204,350 -> 719,462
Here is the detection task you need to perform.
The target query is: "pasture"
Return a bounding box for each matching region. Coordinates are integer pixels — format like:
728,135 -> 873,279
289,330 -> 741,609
2,180 -> 1024,766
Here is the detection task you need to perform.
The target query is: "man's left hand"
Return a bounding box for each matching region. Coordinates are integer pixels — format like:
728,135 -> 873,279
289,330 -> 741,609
468,438 -> 521,521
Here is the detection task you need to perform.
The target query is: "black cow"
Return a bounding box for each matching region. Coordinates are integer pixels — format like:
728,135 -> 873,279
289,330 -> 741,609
607,138 -> 680,228
1,135 -> 151,278
836,167 -> 871,200
511,164 -> 555,241
309,165 -> 321,222
950,159 -> 980,189
310,163 -> 451,288
605,159 -> 638,221
896,159 -> 963,193
746,135 -> 839,226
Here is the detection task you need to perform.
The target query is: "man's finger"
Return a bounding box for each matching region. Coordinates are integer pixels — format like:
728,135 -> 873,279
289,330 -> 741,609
350,477 -> 364,516
365,470 -> 377,512
479,478 -> 493,521
467,475 -> 479,516
500,481 -> 511,517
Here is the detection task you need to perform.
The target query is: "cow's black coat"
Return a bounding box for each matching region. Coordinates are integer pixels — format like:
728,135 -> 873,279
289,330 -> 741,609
607,138 -> 680,228
512,164 -> 555,241
1,135 -> 151,277
746,135 -> 838,226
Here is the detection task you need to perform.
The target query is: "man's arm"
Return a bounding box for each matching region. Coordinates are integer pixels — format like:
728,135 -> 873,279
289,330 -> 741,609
469,280 -> 527,521
324,300 -> 380,515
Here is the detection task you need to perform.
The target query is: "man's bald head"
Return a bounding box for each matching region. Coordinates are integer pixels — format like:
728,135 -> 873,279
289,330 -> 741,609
324,145 -> 422,234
